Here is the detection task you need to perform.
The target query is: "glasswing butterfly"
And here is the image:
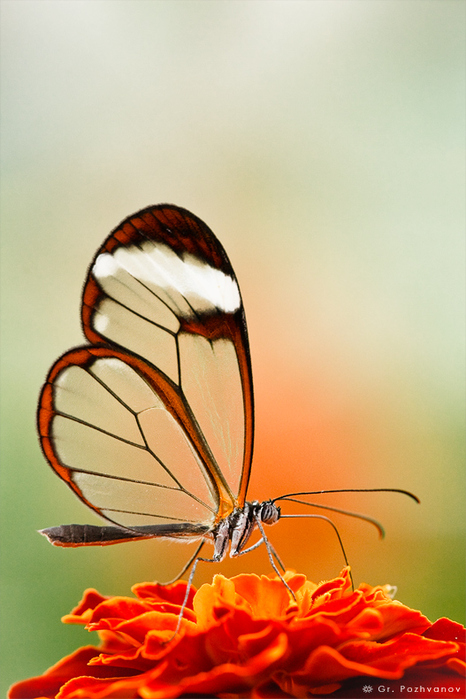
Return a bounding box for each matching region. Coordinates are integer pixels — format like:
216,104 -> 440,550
38,205 -> 418,616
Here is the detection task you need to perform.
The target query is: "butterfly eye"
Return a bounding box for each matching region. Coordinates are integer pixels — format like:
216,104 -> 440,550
260,501 -> 280,525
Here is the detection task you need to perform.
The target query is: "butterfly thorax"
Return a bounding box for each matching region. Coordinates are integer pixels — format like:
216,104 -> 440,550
212,500 -> 281,562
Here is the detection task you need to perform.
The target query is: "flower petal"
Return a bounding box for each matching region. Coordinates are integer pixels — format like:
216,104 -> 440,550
9,569 -> 465,699
8,647 -> 136,699
62,590 -> 109,625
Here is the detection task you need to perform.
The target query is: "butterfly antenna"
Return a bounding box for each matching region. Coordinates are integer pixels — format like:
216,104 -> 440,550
276,497 -> 386,537
274,488 -> 420,503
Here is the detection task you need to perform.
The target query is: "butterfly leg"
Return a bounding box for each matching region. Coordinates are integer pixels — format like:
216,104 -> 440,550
253,516 -> 297,602
167,549 -> 226,642
233,536 -> 286,572
158,541 -> 205,586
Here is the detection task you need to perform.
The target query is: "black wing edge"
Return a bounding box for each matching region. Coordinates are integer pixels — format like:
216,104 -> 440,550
39,523 -> 211,547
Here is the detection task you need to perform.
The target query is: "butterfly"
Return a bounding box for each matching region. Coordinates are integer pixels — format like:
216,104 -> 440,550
38,204 -> 418,614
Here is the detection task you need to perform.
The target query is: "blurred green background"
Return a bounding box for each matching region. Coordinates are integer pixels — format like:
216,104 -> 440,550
1,1 -> 464,694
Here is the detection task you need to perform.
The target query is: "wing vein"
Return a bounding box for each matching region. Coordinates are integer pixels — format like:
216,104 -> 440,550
86,366 -> 139,416
92,294 -> 178,337
134,412 -> 189,490
54,411 -> 145,448
69,467 -> 217,514
54,410 -> 215,505
101,507 -> 205,523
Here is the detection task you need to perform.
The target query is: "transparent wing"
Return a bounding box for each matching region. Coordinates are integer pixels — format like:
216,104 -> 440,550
80,205 -> 254,509
38,346 -> 224,530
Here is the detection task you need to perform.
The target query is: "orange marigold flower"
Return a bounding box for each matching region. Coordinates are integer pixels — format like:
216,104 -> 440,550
8,568 -> 466,698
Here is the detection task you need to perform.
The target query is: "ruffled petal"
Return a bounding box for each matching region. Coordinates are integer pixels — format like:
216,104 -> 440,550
9,569 -> 464,699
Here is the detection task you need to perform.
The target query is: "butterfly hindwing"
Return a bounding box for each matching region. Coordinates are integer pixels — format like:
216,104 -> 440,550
38,346 -> 223,528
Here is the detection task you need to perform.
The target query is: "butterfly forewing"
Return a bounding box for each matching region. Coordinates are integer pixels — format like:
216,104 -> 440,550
38,205 -> 254,539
